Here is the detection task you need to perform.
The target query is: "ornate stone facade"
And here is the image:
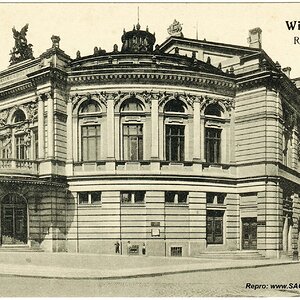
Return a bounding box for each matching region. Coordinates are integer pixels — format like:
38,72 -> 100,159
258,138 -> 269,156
0,23 -> 299,258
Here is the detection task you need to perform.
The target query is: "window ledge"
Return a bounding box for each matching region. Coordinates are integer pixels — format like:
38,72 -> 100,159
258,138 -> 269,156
165,203 -> 189,207
78,204 -> 102,207
121,203 -> 145,207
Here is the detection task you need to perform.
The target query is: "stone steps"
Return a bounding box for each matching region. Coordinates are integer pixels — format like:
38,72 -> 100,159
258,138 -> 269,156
0,245 -> 43,252
196,250 -> 267,260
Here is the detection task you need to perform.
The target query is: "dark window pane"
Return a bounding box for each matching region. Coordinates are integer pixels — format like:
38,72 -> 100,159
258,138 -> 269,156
205,128 -> 221,163
78,192 -> 88,204
91,192 -> 101,204
135,191 -> 145,203
165,191 -> 175,203
14,110 -> 26,123
164,100 -> 185,113
204,104 -> 222,117
178,192 -> 188,203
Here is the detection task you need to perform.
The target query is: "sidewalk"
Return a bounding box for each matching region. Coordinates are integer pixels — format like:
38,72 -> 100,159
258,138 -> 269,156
0,252 -> 298,280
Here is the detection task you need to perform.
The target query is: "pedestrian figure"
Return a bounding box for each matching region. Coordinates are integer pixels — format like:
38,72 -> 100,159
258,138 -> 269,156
115,241 -> 120,254
142,242 -> 146,255
127,241 -> 131,255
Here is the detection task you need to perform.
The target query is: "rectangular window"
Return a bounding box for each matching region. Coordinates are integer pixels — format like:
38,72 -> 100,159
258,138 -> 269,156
165,191 -> 188,204
16,135 -> 27,160
81,125 -> 101,161
78,191 -> 101,205
170,247 -> 182,257
123,124 -> 143,160
121,191 -> 145,204
205,128 -> 221,164
206,192 -> 226,205
166,125 -> 184,162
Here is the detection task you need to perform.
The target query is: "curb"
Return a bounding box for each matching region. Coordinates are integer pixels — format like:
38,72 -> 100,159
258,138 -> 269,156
0,260 -> 298,280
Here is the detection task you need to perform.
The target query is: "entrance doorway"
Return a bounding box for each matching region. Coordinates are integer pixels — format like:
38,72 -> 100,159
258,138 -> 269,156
1,194 -> 28,245
206,210 -> 224,244
242,217 -> 257,250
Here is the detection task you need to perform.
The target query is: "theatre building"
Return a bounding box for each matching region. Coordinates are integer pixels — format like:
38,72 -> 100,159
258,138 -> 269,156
0,21 -> 299,258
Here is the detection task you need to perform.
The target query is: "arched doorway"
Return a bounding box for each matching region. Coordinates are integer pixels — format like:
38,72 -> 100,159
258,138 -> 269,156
1,194 -> 28,245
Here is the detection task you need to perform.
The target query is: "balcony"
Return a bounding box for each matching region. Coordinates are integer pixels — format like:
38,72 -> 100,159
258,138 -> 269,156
0,159 -> 39,176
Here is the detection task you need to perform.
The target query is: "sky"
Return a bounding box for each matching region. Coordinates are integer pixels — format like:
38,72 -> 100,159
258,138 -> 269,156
1,3 -> 300,77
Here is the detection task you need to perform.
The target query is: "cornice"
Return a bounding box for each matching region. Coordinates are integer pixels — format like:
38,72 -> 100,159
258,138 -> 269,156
68,71 -> 235,97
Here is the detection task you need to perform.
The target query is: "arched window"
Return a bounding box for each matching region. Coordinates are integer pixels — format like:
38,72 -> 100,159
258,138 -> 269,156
12,110 -> 28,160
204,104 -> 223,117
120,98 -> 144,112
80,100 -> 101,114
204,104 -> 223,164
120,98 -> 144,161
164,99 -> 186,113
13,110 -> 26,123
164,99 -> 187,162
78,100 -> 102,161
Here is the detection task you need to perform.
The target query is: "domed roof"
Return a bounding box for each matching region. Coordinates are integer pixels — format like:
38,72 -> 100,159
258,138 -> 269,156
121,23 -> 156,54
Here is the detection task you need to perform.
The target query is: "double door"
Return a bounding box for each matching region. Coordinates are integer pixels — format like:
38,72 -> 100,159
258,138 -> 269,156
206,210 -> 224,244
1,204 -> 27,245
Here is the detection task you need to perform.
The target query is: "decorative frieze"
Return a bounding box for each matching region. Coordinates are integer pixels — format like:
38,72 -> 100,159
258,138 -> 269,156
70,90 -> 235,114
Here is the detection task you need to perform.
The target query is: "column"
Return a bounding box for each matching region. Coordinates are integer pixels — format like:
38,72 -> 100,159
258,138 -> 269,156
66,99 -> 73,162
107,98 -> 115,159
151,98 -> 159,159
47,92 -> 54,159
193,99 -> 200,160
37,95 -> 45,159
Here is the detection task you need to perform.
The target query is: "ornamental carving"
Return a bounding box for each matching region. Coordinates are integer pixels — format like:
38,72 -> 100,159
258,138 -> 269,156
25,102 -> 38,123
200,96 -> 235,112
1,132 -> 12,155
167,19 -> 183,37
0,110 -> 9,128
70,91 -> 235,113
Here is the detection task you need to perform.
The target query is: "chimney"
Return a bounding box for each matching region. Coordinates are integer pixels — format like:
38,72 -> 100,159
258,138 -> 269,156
247,27 -> 262,49
282,67 -> 292,78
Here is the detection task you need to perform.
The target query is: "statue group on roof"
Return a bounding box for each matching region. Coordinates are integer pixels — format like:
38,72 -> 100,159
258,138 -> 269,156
9,24 -> 34,65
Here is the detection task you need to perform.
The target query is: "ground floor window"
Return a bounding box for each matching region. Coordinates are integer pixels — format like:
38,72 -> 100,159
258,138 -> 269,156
121,191 -> 145,204
206,210 -> 224,244
165,191 -> 188,204
78,191 -> 102,205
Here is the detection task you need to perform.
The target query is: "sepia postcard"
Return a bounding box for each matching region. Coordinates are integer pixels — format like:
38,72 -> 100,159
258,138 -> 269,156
0,1 -> 299,297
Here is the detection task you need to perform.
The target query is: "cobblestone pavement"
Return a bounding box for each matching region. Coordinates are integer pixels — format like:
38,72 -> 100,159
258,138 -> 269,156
0,264 -> 300,297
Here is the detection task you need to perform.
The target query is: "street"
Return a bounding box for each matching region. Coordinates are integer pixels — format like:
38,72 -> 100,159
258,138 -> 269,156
0,264 -> 300,297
